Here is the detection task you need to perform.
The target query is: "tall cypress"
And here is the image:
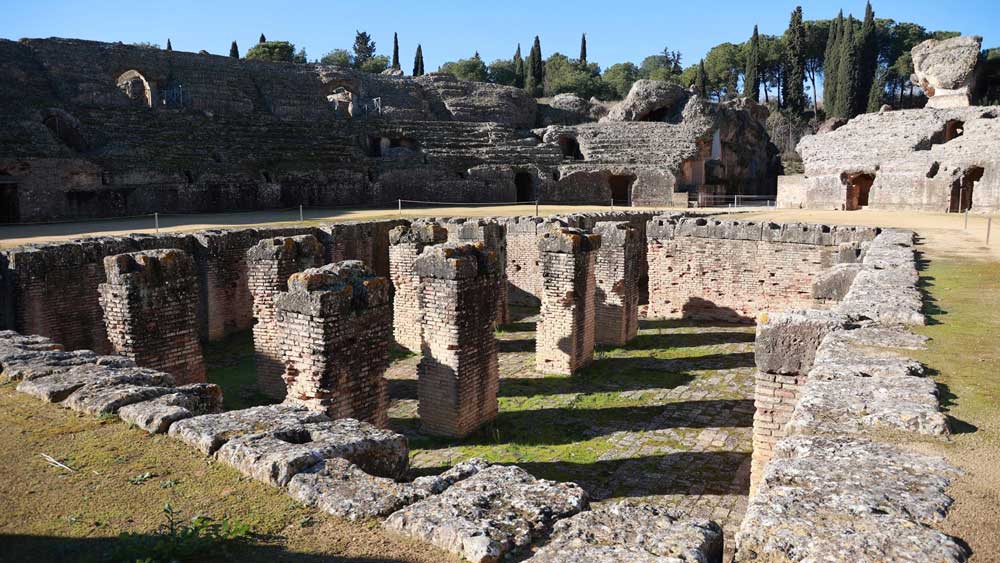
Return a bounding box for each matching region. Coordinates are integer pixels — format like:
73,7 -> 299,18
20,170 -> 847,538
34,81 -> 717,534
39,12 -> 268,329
695,59 -> 708,98
513,44 -> 525,89
837,16 -> 861,118
229,41 -> 239,59
526,36 -> 544,97
579,33 -> 587,65
259,33 -> 266,44
782,6 -> 806,114
744,25 -> 760,101
857,2 -> 878,113
392,32 -> 400,70
823,11 -> 843,117
166,39 -> 172,51
867,68 -> 885,112
412,44 -> 424,76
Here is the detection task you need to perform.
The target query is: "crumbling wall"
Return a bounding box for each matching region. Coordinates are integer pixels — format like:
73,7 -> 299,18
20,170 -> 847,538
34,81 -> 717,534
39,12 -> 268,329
443,218 -> 509,325
646,217 -> 877,321
593,221 -> 640,346
388,222 -> 448,352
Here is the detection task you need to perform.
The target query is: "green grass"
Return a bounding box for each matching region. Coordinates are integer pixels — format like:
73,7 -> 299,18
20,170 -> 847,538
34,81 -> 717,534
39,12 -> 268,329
202,331 -> 272,411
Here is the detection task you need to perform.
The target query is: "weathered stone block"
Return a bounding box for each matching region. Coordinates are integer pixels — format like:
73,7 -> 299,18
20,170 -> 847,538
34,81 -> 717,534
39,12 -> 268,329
16,365 -> 173,403
62,383 -> 176,416
118,383 -> 223,433
754,310 -> 850,375
167,404 -> 329,454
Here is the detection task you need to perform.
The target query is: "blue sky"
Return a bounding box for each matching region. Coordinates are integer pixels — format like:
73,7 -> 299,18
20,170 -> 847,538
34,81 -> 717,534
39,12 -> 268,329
2,1 -> 996,71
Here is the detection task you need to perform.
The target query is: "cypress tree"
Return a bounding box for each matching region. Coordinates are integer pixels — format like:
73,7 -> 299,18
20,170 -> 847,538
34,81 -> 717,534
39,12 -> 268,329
857,2 -> 878,114
744,25 -> 760,101
837,16 -> 861,118
513,44 -> 525,89
526,36 -> 544,97
166,39 -> 172,51
259,34 -> 266,44
579,33 -> 587,65
413,44 -> 424,76
695,59 -> 708,98
229,41 -> 239,59
392,32 -> 400,70
867,68 -> 885,112
782,6 -> 806,114
823,11 -> 843,117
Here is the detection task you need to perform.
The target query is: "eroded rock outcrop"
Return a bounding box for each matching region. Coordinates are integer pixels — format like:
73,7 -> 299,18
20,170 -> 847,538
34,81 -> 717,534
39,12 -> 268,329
912,35 -> 983,108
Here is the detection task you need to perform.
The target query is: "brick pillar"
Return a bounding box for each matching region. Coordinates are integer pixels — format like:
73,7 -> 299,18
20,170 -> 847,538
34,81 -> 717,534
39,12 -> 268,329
445,219 -> 509,325
593,221 -> 640,346
246,235 -> 325,399
536,227 -> 602,375
389,222 -> 448,352
749,310 -> 847,495
415,243 -> 500,437
99,249 -> 205,384
275,261 -> 392,426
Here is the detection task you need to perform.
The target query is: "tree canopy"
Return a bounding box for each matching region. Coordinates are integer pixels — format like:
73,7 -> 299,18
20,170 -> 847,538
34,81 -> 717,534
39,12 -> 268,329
246,41 -> 297,63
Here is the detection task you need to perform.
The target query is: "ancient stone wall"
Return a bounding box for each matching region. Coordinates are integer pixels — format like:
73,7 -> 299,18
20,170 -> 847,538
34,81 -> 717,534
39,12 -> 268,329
415,243 -> 501,437
536,227 -> 601,375
593,221 -> 640,346
98,249 -> 205,384
388,222 -> 448,352
646,217 -> 877,322
443,218 -> 509,325
275,261 -> 392,427
246,235 -> 325,399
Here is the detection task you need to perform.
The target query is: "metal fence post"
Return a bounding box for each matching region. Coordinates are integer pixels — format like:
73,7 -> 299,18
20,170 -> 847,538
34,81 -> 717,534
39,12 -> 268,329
398,199 -> 402,216
965,209 -> 969,230
154,212 -> 159,235
988,217 -> 993,244
299,205 -> 304,222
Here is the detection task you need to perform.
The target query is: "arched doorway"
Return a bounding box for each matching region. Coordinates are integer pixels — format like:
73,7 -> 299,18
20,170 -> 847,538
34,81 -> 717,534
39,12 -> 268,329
950,166 -> 984,213
844,172 -> 874,210
557,136 -> 584,160
609,174 -> 636,206
116,70 -> 154,108
515,172 -> 534,202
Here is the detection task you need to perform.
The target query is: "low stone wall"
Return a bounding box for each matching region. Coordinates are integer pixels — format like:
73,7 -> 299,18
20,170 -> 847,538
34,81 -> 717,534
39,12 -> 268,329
646,216 -> 877,322
737,229 -> 965,562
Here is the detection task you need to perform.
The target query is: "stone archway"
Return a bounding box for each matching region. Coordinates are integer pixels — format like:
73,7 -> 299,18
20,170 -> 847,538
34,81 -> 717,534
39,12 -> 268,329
950,166 -> 984,213
116,70 -> 154,108
609,174 -> 636,205
844,172 -> 875,211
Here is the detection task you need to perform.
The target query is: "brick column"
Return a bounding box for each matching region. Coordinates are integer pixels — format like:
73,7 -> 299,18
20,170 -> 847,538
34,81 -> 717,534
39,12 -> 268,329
415,243 -> 500,437
389,222 -> 448,352
275,261 -> 392,427
593,221 -> 640,346
99,249 -> 205,384
445,219 -> 509,325
246,235 -> 325,399
536,227 -> 602,375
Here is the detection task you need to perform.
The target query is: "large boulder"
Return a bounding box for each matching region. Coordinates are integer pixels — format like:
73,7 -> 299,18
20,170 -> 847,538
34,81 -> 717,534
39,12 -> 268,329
537,93 -> 607,125
603,79 -> 689,122
911,35 -> 982,108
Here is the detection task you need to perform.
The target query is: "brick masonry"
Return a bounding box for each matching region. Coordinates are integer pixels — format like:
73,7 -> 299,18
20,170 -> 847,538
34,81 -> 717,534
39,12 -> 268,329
414,243 -> 501,437
536,226 -> 602,375
275,261 -> 392,426
98,249 -> 206,384
444,218 -> 509,325
246,235 -> 325,399
593,221 -> 640,347
388,222 -> 448,352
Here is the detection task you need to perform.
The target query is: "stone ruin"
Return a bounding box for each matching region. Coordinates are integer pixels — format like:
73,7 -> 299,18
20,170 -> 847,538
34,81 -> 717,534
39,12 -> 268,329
779,34 -> 999,213
0,210 -> 969,562
0,38 -> 777,225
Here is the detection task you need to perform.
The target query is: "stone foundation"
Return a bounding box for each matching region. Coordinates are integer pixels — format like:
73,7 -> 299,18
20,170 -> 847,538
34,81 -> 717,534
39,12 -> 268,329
593,221 -> 640,346
246,235 -> 325,399
536,226 -> 601,375
275,261 -> 392,426
388,222 -> 448,352
414,243 -> 501,437
98,249 -> 205,384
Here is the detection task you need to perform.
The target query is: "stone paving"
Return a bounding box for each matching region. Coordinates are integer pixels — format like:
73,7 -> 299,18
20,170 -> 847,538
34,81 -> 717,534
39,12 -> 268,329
386,306 -> 755,554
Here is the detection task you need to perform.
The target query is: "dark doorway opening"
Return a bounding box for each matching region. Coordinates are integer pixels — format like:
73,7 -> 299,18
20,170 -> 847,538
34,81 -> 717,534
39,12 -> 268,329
950,166 -> 984,213
558,136 -> 584,160
918,119 -> 965,150
515,172 -> 534,202
640,106 -> 671,122
609,174 -> 636,205
0,179 -> 18,224
367,136 -> 382,157
845,173 -> 874,210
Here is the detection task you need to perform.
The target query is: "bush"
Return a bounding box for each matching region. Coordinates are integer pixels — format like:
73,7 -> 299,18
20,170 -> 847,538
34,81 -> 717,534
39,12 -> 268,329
543,53 -> 609,99
245,41 -> 296,63
321,49 -> 354,67
488,59 -> 517,86
439,56 -> 489,82
358,54 -> 389,73
108,504 -> 253,563
602,62 -> 639,99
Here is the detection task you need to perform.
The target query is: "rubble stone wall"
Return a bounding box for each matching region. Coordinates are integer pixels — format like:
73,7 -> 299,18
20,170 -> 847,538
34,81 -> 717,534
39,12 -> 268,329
415,243 -> 500,437
276,261 -> 392,427
246,235 -> 325,399
646,217 -> 877,321
388,223 -> 448,352
98,249 -> 205,384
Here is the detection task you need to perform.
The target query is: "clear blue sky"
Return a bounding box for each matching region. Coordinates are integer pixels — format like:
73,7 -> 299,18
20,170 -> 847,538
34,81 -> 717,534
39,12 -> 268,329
2,0 -> 996,71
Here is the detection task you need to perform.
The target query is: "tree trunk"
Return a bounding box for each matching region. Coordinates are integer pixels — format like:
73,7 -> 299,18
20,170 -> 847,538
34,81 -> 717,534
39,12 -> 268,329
809,70 -> 819,111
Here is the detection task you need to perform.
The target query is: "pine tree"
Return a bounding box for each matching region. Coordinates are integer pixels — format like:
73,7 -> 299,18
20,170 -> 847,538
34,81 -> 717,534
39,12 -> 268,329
579,33 -> 587,65
353,31 -> 376,67
837,16 -> 861,118
857,2 -> 878,114
229,41 -> 239,59
413,44 -> 424,76
782,6 -> 806,114
392,32 -> 400,70
166,39 -> 172,51
744,25 -> 760,101
823,11 -> 843,117
259,34 -> 266,44
526,36 -> 544,97
695,59 -> 708,98
513,44 -> 525,89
